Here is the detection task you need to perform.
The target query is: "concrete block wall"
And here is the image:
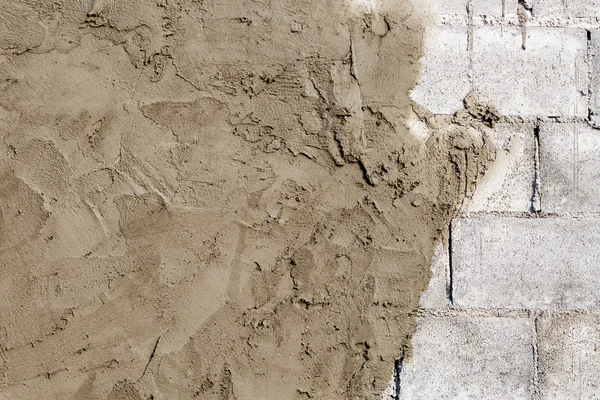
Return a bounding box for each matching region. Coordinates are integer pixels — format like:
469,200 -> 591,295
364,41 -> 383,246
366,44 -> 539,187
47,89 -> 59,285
389,0 -> 600,398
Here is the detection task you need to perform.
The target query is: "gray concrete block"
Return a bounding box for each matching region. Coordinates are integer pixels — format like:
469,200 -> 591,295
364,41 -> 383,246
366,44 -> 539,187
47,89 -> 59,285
434,0 -> 585,21
475,0 -> 521,19
539,124 -> 600,213
411,26 -> 470,115
529,0 -> 567,19
473,27 -> 588,117
419,243 -> 450,309
537,314 -> 600,399
564,0 -> 600,18
452,216 -> 600,309
431,0 -> 518,18
524,0 -> 600,19
399,316 -> 535,399
467,123 -> 537,212
431,0 -> 469,16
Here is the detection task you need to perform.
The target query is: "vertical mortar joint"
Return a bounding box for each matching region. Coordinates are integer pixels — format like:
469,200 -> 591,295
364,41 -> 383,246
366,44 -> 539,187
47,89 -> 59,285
530,125 -> 541,213
447,222 -> 454,305
586,29 -> 595,126
393,357 -> 404,400
466,0 -> 474,89
531,312 -> 541,399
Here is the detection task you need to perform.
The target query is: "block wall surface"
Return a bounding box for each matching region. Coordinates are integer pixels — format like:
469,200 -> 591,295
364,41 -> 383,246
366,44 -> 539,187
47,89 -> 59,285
388,0 -> 600,397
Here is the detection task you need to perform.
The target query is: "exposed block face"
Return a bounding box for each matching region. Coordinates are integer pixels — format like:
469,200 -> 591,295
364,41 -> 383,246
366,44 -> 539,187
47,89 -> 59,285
467,123 -> 536,212
410,26 -> 470,115
539,124 -> 600,213
500,0 -> 600,19
564,0 -> 600,17
431,0 -> 518,18
429,0 -> 600,23
452,217 -> 600,309
399,317 -> 534,399
419,243 -> 449,309
473,27 -> 588,117
390,3 -> 600,398
529,0 -> 568,19
431,0 -> 469,16
472,0 -> 524,18
472,0 -> 513,17
537,314 -> 600,399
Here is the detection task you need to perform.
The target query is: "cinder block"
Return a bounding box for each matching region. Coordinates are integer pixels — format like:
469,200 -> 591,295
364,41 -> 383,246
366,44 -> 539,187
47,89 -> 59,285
443,0 -> 570,21
399,316 -> 534,399
432,0 -> 594,24
419,242 -> 449,309
411,26 -> 470,115
529,0 -> 567,19
472,0 -> 518,18
539,124 -> 600,213
430,0 -> 468,16
512,0 -> 600,19
564,0 -> 600,18
467,123 -> 537,212
452,216 -> 600,309
537,314 -> 600,399
431,0 -> 517,18
473,27 -> 588,117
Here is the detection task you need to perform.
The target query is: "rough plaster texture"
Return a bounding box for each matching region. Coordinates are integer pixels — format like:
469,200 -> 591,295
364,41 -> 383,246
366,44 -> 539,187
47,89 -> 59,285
3,0 -> 600,398
0,0 -> 505,399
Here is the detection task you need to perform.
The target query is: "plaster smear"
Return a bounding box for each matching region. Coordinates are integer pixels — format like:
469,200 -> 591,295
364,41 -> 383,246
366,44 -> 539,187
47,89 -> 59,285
0,0 -> 497,398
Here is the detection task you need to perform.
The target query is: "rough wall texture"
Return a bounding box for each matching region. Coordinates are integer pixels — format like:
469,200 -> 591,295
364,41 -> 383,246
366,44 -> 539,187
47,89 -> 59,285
396,0 -> 600,398
0,0 -> 502,399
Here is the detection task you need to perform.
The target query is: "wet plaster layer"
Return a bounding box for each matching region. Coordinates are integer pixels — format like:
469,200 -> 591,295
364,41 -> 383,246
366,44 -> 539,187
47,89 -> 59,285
0,0 -> 497,398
